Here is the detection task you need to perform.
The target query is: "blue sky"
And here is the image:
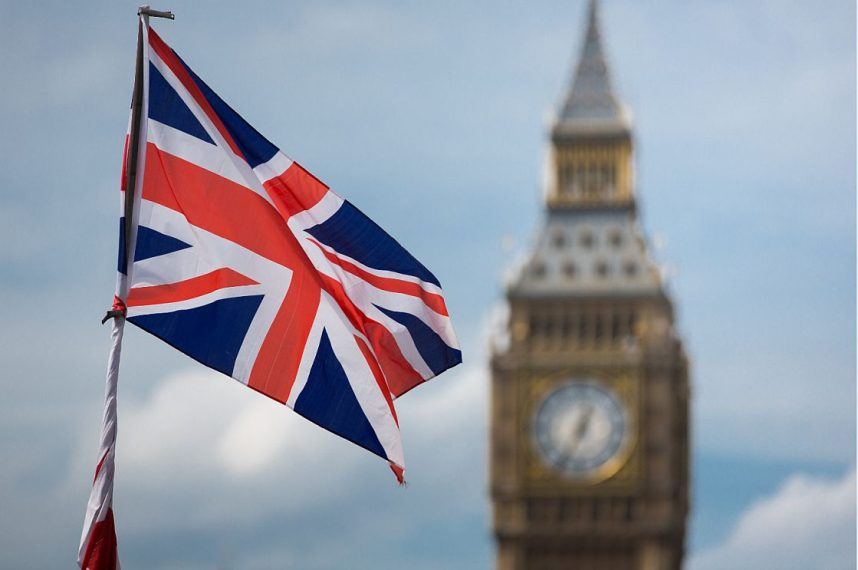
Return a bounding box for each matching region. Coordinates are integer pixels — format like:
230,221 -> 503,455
0,0 -> 854,568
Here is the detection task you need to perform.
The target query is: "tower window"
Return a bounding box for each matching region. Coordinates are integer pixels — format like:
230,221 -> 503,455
587,165 -> 598,196
561,164 -> 573,195
624,261 -> 638,277
595,260 -> 609,277
528,314 -> 538,337
579,230 -> 594,248
627,312 -> 638,337
578,314 -> 588,343
609,229 -> 623,248
544,314 -> 556,337
562,261 -> 576,278
561,314 -> 573,338
551,230 -> 565,248
531,260 -> 547,279
611,313 -> 622,341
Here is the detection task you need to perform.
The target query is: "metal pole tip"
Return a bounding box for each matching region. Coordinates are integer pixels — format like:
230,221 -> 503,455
138,6 -> 175,19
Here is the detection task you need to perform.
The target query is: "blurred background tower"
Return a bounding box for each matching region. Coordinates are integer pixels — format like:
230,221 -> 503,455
489,1 -> 690,568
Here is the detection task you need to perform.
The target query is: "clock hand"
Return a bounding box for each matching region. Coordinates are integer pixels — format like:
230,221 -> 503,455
577,404 -> 594,439
567,404 -> 594,455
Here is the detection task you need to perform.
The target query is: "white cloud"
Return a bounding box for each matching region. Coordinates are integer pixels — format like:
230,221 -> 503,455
216,397 -> 293,476
111,369 -> 364,524
67,359 -> 487,537
401,364 -> 485,441
115,367 -> 337,482
116,362 -> 486,480
691,468 -> 856,570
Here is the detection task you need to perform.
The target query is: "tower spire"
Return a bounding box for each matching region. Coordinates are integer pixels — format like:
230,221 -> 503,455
555,0 -> 628,133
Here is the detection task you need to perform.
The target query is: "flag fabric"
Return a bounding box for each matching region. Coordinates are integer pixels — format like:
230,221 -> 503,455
127,23 -> 461,473
79,16 -> 461,569
137,21 -> 460,473
77,315 -> 122,570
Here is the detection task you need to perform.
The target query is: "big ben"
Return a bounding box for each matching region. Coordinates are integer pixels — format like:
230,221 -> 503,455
489,1 -> 690,569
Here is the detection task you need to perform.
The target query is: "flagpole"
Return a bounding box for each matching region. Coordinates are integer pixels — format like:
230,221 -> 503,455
124,16 -> 145,247
124,7 -> 173,236
78,8 -> 173,569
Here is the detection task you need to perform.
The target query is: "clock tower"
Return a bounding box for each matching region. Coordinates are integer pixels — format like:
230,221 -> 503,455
489,2 -> 690,569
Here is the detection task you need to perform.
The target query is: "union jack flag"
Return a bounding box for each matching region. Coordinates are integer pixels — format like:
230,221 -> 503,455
125,25 -> 461,473
81,16 -> 461,570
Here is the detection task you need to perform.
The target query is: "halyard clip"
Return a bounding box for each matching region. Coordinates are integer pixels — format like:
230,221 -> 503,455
101,297 -> 128,324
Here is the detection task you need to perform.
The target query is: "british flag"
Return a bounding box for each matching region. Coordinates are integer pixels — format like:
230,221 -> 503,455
80,16 -> 461,569
122,24 -> 461,474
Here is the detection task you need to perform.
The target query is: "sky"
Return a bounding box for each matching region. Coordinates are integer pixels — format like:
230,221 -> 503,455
0,0 -> 854,568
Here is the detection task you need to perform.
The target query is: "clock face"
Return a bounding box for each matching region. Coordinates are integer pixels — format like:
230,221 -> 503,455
533,380 -> 628,479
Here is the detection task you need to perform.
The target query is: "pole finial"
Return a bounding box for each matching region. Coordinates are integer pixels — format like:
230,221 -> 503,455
138,5 -> 175,19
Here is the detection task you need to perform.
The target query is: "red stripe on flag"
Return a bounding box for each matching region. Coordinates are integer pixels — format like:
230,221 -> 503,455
92,449 -> 109,484
142,144 -> 427,399
120,135 -> 129,192
263,162 -> 329,219
248,268 -> 321,403
308,238 -> 449,317
142,143 -> 299,268
318,273 -> 367,333
318,274 -> 425,398
147,28 -> 244,159
355,336 -> 398,426
142,143 -> 328,404
80,508 -> 118,570
364,320 -> 425,397
389,462 -> 405,485
126,268 -> 258,307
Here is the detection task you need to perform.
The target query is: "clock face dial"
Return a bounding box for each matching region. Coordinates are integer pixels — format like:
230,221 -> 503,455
533,381 -> 628,479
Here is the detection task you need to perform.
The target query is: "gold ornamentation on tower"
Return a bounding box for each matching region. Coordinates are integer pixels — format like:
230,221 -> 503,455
490,2 -> 690,569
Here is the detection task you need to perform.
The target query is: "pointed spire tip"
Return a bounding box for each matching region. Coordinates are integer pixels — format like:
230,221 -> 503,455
554,0 -> 628,131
